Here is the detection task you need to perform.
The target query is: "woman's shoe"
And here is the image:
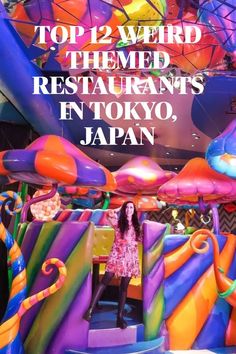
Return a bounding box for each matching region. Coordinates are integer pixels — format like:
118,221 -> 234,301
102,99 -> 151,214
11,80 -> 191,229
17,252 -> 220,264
83,308 -> 92,322
116,317 -> 127,329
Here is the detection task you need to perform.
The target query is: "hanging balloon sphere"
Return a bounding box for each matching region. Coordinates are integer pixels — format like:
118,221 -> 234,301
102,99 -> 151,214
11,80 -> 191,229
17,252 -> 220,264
11,0 -> 88,48
198,0 -> 236,53
114,0 -> 166,28
153,13 -> 226,74
30,189 -> 61,221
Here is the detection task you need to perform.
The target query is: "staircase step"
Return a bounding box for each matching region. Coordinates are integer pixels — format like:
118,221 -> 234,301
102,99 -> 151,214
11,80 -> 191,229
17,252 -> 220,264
88,301 -> 142,330
86,300 -> 143,348
88,324 -> 144,348
65,336 -> 164,354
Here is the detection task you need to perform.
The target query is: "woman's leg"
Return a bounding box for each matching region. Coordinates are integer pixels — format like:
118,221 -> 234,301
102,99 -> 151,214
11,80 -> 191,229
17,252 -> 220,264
117,276 -> 131,329
83,271 -> 114,321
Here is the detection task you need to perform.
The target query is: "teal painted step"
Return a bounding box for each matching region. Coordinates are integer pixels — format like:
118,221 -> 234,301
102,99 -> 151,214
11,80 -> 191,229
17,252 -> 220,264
65,336 -> 164,354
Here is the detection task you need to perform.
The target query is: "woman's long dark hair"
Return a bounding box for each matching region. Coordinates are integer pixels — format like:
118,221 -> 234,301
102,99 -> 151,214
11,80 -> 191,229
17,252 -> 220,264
118,201 -> 140,240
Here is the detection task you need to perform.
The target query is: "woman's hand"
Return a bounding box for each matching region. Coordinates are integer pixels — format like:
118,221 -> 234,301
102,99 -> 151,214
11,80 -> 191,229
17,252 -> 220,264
106,208 -> 119,227
107,207 -> 121,218
107,209 -> 117,219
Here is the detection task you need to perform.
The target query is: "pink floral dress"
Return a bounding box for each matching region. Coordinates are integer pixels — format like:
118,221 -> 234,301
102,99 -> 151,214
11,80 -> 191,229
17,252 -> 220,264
106,216 -> 141,278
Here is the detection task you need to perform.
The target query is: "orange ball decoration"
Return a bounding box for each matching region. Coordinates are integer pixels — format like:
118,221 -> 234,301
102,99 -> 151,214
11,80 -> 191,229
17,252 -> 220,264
30,189 -> 61,221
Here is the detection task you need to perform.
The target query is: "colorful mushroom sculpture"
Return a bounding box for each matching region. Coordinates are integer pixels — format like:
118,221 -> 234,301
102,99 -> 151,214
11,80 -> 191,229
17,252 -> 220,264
113,156 -> 176,195
158,157 -> 236,234
0,135 -> 116,189
112,156 -> 175,210
0,135 -> 117,353
206,119 -> 236,179
0,134 -> 116,221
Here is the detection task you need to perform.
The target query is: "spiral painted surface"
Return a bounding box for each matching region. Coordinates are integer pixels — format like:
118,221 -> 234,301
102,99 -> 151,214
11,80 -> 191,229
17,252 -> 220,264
191,229 -> 236,307
18,258 -> 67,318
0,256 -> 67,353
164,231 -> 236,350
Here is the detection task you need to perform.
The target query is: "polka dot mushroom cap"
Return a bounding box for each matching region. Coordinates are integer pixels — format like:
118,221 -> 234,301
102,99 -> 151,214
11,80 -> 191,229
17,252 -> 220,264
0,135 -> 116,191
158,157 -> 236,205
113,156 -> 176,195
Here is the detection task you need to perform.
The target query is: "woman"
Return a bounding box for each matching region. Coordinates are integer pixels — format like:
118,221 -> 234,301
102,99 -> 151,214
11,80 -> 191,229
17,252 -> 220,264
83,201 -> 142,329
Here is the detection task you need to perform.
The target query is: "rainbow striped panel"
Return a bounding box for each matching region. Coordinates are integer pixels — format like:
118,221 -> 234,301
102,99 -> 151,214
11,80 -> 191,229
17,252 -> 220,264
164,233 -> 236,350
